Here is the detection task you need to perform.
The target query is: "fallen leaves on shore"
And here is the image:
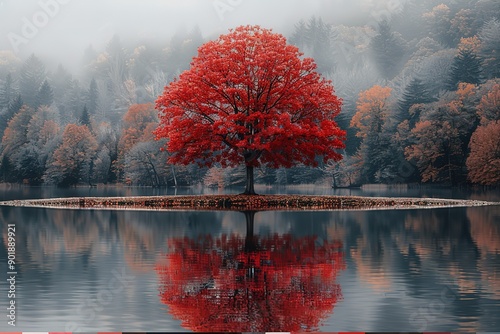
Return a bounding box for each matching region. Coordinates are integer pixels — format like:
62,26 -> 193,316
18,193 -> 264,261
0,194 -> 497,212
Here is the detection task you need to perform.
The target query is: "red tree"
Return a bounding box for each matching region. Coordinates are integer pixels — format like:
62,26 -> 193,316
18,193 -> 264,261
156,212 -> 345,332
155,25 -> 345,194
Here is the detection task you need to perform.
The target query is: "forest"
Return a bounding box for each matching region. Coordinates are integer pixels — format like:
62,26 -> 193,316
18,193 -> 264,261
0,0 -> 499,187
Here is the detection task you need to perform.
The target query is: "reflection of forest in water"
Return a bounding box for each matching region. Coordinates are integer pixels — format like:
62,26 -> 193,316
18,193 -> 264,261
2,205 -> 499,294
1,203 -> 499,330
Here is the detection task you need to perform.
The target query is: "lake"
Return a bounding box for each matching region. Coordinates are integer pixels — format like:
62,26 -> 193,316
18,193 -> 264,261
0,185 -> 499,332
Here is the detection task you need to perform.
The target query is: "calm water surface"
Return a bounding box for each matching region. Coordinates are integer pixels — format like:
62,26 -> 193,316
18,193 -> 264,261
0,185 -> 499,331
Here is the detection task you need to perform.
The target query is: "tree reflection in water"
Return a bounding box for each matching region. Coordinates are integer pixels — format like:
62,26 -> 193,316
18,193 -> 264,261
156,211 -> 345,332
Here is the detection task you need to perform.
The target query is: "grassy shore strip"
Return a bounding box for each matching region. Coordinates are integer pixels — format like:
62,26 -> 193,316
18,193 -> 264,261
0,195 -> 498,212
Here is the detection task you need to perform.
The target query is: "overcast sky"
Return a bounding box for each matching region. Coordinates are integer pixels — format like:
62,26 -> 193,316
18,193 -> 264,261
0,0 -> 402,69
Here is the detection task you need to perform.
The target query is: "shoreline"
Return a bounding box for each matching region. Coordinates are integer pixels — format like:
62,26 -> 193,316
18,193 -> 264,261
0,194 -> 498,212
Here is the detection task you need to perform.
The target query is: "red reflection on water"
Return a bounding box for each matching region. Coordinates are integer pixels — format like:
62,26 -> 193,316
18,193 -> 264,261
156,214 -> 345,332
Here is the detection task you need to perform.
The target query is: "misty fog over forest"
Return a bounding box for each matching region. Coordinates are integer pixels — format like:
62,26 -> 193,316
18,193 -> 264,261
0,0 -> 499,187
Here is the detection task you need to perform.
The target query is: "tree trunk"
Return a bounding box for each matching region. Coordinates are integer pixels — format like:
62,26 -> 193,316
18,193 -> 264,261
147,155 -> 162,187
243,165 -> 256,195
243,211 -> 257,279
88,159 -> 94,187
171,165 -> 178,188
244,211 -> 256,252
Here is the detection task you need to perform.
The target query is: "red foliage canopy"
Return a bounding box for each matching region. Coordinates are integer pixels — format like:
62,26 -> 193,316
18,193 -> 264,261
155,25 -> 345,169
156,234 -> 345,332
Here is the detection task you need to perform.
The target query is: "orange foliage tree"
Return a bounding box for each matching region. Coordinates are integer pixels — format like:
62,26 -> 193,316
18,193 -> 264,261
423,4 -> 453,46
45,124 -> 98,186
406,83 -> 480,184
1,105 -> 35,158
441,82 -> 478,141
155,25 -> 345,194
0,105 -> 37,182
466,121 -> 500,185
350,85 -> 394,183
116,103 -> 158,179
405,120 -> 462,183
156,213 -> 345,332
451,10 -> 476,41
350,85 -> 392,138
458,36 -> 482,54
120,103 -> 157,148
477,82 -> 500,125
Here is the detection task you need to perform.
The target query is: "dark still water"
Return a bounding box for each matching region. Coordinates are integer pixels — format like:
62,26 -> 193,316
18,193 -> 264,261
0,186 -> 499,332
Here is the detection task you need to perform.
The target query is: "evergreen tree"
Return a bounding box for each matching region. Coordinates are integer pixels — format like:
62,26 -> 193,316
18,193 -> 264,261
370,20 -> 407,80
359,103 -> 389,183
289,20 -> 307,49
106,35 -> 128,86
60,79 -> 85,123
311,17 -> 335,74
289,17 -> 335,74
86,78 -> 99,115
80,105 -> 91,127
82,44 -> 98,67
187,25 -> 204,56
0,73 -> 15,108
398,78 -> 435,124
35,80 -> 54,109
292,17 -> 336,74
51,64 -> 73,102
129,45 -> 156,85
0,94 -> 23,138
8,95 -> 23,116
448,48 -> 483,90
16,145 -> 44,185
19,54 -> 46,108
479,18 -> 500,79
305,16 -> 319,47
360,129 -> 396,183
0,155 -> 15,183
